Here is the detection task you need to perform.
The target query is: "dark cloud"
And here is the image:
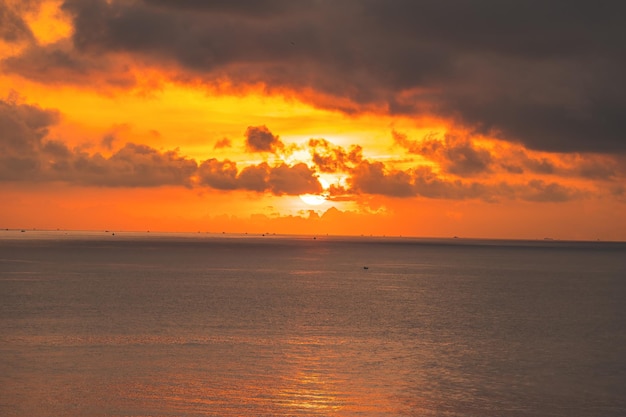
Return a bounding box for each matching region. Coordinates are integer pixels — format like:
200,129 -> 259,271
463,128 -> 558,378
245,125 -> 283,153
346,161 -> 490,200
70,143 -> 198,187
196,158 -> 238,190
576,159 -> 616,180
268,162 -> 321,195
0,95 -> 607,202
237,163 -> 269,192
144,0 -> 289,15
344,158 -> 582,202
520,180 -> 583,203
500,163 -> 524,174
9,0 -> 614,153
522,155 -> 555,175
197,159 -> 321,195
2,41 -> 138,88
395,130 -> 625,182
6,2 -> 625,153
411,166 -> 489,200
349,160 -> 415,197
308,138 -> 362,173
501,149 -> 624,181
0,95 -> 319,193
394,131 -> 492,176
0,96 -> 59,180
0,2 -> 34,43
0,96 -> 196,186
494,148 -> 557,175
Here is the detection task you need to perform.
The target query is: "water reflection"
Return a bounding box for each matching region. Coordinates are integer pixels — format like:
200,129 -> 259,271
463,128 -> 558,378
4,236 -> 625,416
276,370 -> 343,413
62,334 -> 398,416
268,336 -> 400,416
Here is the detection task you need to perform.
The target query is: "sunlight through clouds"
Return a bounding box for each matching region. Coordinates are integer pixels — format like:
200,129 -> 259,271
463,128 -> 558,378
1,0 -> 625,239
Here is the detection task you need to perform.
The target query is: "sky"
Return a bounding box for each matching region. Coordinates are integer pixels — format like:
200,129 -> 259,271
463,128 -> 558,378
1,0 -> 625,240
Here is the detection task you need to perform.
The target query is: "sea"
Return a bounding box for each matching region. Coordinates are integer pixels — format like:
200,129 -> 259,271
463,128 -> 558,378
0,231 -> 624,417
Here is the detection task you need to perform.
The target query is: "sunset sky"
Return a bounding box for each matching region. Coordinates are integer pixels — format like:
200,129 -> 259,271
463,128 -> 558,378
1,0 -> 625,240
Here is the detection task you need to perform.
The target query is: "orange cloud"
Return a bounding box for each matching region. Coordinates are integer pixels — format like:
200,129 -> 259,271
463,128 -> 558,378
213,137 -> 231,149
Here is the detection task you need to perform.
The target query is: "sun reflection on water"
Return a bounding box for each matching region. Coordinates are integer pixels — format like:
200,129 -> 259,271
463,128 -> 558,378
276,370 -> 344,413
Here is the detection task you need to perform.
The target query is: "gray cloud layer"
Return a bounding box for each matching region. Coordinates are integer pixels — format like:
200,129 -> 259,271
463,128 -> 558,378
3,0 -> 625,154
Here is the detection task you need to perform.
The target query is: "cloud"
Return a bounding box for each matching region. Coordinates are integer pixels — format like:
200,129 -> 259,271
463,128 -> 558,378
144,0 -> 289,15
393,131 -> 492,176
308,138 -> 363,173
0,96 -> 196,186
245,125 -> 283,153
346,161 -> 492,201
520,180 -> 583,203
0,95 -> 604,203
0,95 -> 60,180
197,158 -> 238,190
268,162 -> 321,195
0,1 -> 606,153
343,157 -> 582,203
213,137 -> 231,149
36,141 -> 198,187
71,143 -> 198,187
576,159 -> 616,180
349,160 -> 414,197
197,159 -> 321,195
520,155 -> 555,175
0,1 -> 35,43
411,166 -> 489,200
394,129 -> 626,183
2,40 -> 138,89
237,163 -> 269,192
100,133 -> 117,150
0,96 -> 319,193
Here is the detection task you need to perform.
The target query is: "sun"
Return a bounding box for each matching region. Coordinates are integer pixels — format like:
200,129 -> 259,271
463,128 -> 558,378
299,193 -> 327,205
299,177 -> 330,206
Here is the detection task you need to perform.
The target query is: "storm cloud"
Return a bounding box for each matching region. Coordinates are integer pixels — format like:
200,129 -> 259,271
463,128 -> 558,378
4,0 -> 623,154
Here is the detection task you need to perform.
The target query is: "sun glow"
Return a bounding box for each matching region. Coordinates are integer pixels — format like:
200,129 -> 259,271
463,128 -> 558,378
299,194 -> 327,206
299,177 -> 330,206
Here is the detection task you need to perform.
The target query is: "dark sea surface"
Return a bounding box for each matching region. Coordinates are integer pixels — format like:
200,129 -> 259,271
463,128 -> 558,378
1,231 -> 625,416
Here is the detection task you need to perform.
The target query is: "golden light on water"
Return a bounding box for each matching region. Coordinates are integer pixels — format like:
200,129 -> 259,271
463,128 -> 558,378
276,371 -> 343,412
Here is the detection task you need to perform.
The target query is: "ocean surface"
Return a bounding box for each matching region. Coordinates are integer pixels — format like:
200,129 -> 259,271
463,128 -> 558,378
1,231 -> 625,417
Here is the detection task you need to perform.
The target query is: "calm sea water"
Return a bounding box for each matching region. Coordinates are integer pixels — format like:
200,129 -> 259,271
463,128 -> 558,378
1,231 -> 625,417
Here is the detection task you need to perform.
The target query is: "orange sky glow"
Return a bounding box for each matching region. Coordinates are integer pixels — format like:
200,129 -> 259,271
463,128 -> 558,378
1,1 -> 625,240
